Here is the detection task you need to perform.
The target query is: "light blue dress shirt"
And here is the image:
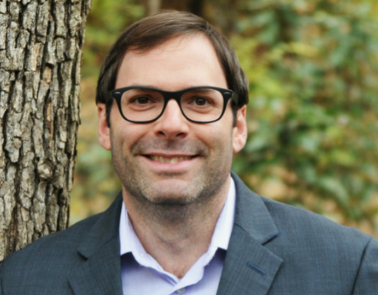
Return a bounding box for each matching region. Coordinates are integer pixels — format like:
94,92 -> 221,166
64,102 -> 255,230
119,177 -> 236,295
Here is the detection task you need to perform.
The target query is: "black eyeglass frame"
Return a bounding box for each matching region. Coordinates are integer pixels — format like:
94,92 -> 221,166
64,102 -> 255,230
109,86 -> 239,124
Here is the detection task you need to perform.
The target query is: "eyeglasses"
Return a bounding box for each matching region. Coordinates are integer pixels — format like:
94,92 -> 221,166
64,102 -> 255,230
109,86 -> 239,124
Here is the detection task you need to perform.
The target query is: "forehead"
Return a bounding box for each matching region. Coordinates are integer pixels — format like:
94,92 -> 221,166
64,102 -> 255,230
115,34 -> 228,90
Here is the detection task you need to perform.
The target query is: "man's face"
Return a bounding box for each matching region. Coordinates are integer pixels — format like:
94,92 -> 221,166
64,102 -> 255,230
98,34 -> 247,206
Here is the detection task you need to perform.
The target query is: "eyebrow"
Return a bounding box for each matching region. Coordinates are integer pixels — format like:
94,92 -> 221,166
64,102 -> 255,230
125,84 -> 210,90
128,83 -> 156,88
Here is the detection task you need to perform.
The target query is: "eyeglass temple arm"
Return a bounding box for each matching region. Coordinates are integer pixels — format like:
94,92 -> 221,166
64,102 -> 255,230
232,92 -> 239,105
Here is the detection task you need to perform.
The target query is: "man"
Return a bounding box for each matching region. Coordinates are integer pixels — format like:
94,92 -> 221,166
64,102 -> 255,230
0,11 -> 377,295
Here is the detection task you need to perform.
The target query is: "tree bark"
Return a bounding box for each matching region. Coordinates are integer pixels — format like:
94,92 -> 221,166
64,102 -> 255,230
141,0 -> 205,17
0,0 -> 91,261
143,0 -> 161,16
160,0 -> 204,16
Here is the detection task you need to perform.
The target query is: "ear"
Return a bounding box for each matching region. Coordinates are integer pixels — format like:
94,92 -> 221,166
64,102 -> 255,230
232,105 -> 247,153
98,103 -> 111,151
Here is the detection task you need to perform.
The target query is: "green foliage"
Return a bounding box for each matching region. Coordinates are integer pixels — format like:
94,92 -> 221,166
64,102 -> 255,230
82,0 -> 144,78
229,0 -> 378,233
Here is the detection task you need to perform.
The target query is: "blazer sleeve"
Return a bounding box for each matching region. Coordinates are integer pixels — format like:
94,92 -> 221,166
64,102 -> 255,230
0,263 -> 3,295
352,237 -> 378,294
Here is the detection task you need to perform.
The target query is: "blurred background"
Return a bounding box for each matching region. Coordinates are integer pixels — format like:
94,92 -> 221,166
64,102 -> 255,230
70,0 -> 378,239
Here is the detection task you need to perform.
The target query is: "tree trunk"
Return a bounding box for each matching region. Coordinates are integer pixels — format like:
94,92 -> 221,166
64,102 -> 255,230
0,0 -> 91,262
143,0 -> 161,16
142,0 -> 205,17
160,0 -> 204,16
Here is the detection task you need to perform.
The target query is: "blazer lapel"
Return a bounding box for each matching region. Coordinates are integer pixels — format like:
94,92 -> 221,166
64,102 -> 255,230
217,173 -> 283,295
68,193 -> 124,295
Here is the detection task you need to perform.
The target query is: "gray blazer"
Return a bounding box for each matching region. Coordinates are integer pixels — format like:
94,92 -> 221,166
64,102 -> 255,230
0,173 -> 377,294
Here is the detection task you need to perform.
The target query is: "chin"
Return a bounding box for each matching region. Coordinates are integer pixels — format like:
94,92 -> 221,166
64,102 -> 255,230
144,191 -> 199,206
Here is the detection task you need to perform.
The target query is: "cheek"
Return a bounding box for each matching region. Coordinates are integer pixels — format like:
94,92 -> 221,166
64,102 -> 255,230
111,124 -> 152,155
199,126 -> 234,154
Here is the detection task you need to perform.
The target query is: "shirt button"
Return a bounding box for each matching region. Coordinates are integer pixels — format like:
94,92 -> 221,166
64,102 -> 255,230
176,288 -> 185,294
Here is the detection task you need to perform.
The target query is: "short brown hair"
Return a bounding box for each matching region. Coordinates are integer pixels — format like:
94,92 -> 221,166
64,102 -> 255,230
96,10 -> 249,126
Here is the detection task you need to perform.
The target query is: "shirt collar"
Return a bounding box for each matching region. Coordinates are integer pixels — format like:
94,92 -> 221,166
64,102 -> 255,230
119,176 -> 236,256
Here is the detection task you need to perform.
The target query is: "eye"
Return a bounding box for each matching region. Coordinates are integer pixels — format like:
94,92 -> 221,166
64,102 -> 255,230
131,96 -> 152,104
193,96 -> 211,106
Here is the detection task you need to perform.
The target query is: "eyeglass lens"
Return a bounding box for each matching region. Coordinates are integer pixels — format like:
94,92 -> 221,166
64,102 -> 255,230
120,88 -> 225,122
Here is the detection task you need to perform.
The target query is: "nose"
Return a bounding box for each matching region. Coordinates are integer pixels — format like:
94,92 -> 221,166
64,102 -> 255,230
153,99 -> 189,139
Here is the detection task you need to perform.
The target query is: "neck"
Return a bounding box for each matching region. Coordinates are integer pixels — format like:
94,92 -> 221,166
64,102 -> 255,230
122,177 -> 230,278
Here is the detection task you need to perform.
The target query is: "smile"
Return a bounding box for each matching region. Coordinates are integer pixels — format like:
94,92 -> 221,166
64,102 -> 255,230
149,156 -> 193,163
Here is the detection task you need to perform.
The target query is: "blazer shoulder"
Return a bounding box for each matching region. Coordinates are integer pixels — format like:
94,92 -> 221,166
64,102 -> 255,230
0,194 -> 123,294
1,212 -> 101,268
1,192 -> 123,269
262,196 -> 373,247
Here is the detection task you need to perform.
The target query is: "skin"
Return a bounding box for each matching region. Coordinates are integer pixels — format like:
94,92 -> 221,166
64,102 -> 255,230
98,33 -> 247,278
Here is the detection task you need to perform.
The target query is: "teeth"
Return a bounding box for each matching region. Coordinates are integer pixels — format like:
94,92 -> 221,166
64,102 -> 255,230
151,156 -> 191,163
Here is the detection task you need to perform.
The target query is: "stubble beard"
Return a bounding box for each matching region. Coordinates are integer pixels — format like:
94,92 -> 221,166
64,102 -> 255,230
111,136 -> 233,223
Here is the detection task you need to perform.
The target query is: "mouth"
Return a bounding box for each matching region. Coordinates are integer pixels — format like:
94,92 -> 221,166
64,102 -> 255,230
145,155 -> 196,164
